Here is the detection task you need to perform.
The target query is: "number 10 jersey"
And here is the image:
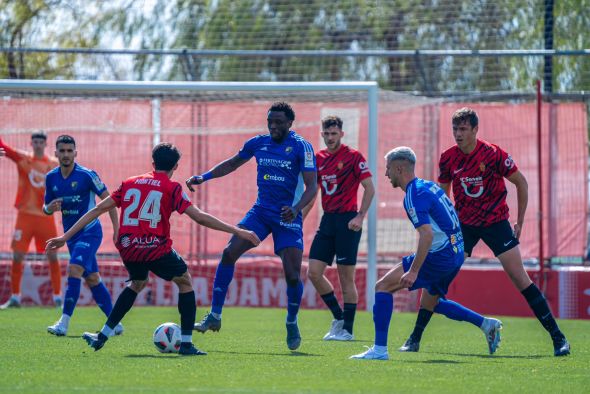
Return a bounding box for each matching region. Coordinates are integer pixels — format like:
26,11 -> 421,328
111,171 -> 192,262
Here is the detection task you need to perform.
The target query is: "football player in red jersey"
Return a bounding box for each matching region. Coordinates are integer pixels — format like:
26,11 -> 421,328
400,107 -> 569,357
302,115 -> 374,341
46,142 -> 260,356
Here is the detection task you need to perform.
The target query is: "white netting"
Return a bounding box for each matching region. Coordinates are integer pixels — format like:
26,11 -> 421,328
0,81 -> 586,310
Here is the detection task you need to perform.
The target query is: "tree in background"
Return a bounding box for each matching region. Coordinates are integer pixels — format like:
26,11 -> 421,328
0,0 -> 588,94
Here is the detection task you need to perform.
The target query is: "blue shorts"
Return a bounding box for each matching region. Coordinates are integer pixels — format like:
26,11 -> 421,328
67,231 -> 103,277
402,248 -> 463,297
239,205 -> 303,255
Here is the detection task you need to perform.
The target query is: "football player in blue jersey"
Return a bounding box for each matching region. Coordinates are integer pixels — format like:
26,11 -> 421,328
43,135 -> 121,337
350,146 -> 501,360
186,102 -> 317,351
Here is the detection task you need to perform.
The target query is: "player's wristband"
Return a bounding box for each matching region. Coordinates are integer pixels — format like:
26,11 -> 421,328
201,171 -> 213,182
42,205 -> 52,215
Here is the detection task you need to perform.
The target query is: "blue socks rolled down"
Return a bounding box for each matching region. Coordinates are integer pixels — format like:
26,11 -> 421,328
211,263 -> 235,315
434,298 -> 484,327
286,280 -> 303,323
373,292 -> 394,347
63,277 -> 81,316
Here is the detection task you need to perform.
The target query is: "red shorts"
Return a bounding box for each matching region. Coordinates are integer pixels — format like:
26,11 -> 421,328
11,211 -> 58,253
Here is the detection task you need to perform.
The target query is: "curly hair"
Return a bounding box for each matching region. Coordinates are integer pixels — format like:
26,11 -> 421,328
268,102 -> 295,121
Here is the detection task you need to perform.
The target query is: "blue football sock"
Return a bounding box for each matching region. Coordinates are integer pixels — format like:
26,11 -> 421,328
90,281 -> 113,317
434,298 -> 484,327
373,292 -> 394,347
286,280 -> 303,323
63,277 -> 81,317
211,263 -> 235,315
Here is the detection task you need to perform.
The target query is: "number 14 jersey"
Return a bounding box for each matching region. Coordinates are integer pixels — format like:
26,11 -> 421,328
111,171 -> 192,262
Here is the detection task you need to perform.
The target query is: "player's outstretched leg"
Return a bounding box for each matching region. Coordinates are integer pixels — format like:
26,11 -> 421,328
433,298 -> 503,354
350,292 -> 392,361
520,283 -> 570,356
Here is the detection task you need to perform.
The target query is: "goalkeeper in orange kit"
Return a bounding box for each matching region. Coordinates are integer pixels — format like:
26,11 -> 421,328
0,132 -> 63,308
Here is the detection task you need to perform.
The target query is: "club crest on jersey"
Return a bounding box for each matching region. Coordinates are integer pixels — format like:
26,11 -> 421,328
71,181 -> 78,190
285,146 -> 293,154
337,161 -> 344,170
479,162 -> 486,172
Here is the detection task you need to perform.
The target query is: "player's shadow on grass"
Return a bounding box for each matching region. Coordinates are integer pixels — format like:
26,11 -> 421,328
402,359 -> 466,364
207,349 -> 322,357
125,354 -> 182,359
436,352 -> 551,359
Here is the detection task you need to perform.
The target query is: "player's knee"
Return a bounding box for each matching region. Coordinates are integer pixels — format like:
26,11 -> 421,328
129,280 -> 148,293
341,283 -> 357,298
221,247 -> 240,264
67,264 -> 84,278
172,272 -> 192,287
375,278 -> 389,293
85,273 -> 101,287
306,267 -> 321,282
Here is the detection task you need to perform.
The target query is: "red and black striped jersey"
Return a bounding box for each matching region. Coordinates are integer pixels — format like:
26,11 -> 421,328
438,139 -> 518,227
316,144 -> 372,213
111,171 -> 192,262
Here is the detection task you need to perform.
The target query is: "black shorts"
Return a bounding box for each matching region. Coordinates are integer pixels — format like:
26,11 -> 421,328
124,249 -> 188,281
461,220 -> 520,257
309,212 -> 362,266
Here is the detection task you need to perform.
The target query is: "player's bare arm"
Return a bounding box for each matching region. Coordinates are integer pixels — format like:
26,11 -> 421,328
183,205 -> 261,246
46,197 -> 116,251
400,224 -> 433,289
506,170 -> 528,239
185,154 -> 249,191
99,190 -> 119,244
301,186 -> 319,221
348,176 -> 375,231
281,170 -> 317,223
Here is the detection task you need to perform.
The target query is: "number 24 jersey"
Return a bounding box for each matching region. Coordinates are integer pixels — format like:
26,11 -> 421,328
111,171 -> 192,262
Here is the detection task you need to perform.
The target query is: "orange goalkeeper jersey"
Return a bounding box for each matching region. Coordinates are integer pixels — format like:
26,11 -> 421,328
1,139 -> 58,216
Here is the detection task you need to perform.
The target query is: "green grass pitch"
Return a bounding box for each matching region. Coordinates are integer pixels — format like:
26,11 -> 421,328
0,306 -> 588,393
